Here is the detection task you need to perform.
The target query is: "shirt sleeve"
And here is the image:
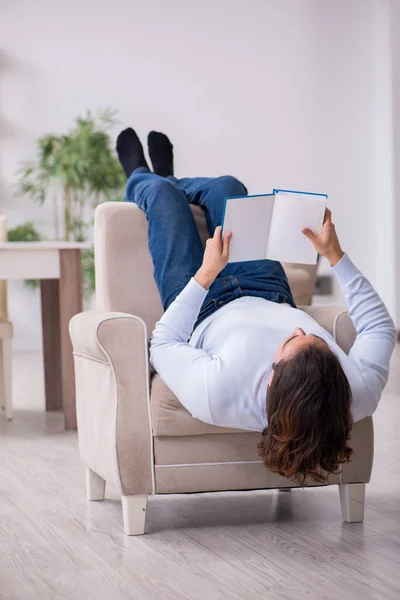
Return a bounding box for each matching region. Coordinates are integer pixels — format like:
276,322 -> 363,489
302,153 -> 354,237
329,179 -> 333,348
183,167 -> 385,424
149,278 -> 216,424
332,254 -> 397,420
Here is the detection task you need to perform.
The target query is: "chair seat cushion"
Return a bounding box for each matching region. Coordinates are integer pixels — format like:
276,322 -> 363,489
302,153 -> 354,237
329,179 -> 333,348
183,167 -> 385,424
150,374 -> 248,436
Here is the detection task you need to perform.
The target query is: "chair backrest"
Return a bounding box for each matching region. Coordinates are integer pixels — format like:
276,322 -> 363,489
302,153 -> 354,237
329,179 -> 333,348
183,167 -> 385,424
95,202 -> 318,335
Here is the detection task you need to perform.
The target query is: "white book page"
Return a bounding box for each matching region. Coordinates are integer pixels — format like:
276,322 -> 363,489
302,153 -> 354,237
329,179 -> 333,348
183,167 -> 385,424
266,193 -> 326,264
222,195 -> 274,262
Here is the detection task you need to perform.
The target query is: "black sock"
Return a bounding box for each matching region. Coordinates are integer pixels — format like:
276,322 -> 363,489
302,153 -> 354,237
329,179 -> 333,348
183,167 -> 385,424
116,128 -> 149,178
148,131 -> 174,177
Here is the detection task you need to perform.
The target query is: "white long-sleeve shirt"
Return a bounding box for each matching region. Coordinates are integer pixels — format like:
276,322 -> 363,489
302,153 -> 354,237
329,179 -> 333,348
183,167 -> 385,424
150,255 -> 397,431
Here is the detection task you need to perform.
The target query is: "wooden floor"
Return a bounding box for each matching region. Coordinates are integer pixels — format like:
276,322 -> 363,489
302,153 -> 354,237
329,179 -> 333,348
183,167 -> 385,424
1,349 -> 400,600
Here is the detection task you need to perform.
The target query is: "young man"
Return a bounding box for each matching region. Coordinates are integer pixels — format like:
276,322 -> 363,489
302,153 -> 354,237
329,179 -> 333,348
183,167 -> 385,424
116,127 -> 397,483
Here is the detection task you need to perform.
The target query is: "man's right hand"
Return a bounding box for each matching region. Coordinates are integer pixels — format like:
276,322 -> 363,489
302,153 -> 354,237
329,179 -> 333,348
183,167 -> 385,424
195,226 -> 232,289
302,208 -> 344,267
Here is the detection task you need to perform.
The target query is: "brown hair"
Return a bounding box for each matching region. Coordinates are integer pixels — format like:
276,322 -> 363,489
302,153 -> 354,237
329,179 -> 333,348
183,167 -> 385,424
258,344 -> 353,484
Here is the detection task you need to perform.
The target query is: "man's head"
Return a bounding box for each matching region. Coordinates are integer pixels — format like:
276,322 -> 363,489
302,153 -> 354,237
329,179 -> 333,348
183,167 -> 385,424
258,328 -> 353,483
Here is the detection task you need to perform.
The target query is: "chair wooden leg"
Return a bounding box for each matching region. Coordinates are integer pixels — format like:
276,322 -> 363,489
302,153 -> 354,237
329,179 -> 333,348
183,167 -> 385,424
1,339 -> 12,421
85,466 -> 106,501
121,495 -> 147,535
339,483 -> 365,522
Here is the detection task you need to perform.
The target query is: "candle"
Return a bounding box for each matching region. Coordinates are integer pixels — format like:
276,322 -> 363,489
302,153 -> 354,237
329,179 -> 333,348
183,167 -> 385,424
0,214 -> 8,320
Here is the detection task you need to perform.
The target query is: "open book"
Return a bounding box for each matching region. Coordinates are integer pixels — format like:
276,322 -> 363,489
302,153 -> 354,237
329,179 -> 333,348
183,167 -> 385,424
221,189 -> 327,265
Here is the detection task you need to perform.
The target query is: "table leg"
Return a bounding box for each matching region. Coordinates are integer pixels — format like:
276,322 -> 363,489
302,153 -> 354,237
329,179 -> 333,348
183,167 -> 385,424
40,279 -> 62,411
59,249 -> 83,430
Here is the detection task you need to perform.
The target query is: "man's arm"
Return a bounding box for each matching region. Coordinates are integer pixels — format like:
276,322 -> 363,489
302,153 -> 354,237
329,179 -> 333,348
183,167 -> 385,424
303,210 -> 397,419
150,226 -> 232,423
150,277 -> 216,423
332,254 -> 396,417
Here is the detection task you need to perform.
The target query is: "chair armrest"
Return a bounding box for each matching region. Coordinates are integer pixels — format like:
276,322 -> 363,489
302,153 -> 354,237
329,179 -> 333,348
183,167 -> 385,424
300,305 -> 356,354
69,311 -> 154,496
69,310 -> 146,362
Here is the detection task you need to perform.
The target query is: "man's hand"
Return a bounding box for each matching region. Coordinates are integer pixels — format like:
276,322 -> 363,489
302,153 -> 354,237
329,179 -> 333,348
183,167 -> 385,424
195,226 -> 232,289
302,208 -> 344,266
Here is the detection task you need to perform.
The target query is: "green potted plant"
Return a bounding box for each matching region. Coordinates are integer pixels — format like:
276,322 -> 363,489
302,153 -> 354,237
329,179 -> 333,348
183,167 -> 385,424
15,108 -> 125,295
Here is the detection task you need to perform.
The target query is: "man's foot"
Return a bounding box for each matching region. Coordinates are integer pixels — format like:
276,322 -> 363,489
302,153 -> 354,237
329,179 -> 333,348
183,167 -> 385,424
116,128 -> 149,178
148,131 -> 174,177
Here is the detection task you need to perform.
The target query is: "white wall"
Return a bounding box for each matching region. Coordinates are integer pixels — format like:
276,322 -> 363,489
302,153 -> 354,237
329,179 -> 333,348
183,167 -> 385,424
0,0 -> 397,349
389,0 -> 400,328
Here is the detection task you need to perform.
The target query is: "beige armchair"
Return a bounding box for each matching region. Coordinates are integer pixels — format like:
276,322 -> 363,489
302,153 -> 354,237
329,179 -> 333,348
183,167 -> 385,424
70,202 -> 373,535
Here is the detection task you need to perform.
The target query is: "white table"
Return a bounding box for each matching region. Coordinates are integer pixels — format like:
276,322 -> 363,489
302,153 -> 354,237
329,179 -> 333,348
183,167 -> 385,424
0,242 -> 90,429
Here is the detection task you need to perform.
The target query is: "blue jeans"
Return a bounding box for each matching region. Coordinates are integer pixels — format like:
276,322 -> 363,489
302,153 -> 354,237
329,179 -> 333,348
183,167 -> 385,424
125,168 -> 295,329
